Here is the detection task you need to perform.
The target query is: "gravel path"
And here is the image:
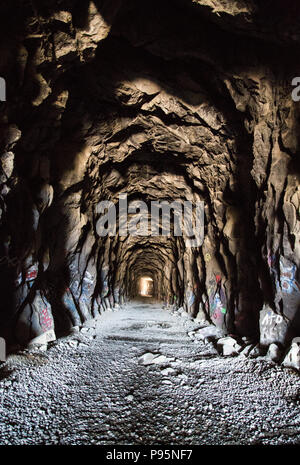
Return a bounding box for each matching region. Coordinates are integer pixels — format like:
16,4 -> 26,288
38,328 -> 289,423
0,300 -> 300,445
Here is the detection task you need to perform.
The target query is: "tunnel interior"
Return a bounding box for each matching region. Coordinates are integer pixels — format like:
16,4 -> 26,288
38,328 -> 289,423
0,0 -> 299,360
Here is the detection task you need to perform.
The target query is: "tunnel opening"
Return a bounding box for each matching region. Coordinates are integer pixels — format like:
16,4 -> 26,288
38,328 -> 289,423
139,276 -> 154,298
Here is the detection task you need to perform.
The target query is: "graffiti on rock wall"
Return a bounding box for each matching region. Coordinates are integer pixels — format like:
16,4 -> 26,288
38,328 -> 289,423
63,288 -> 81,323
31,292 -> 55,335
279,257 -> 300,295
207,274 -> 226,327
15,264 -> 38,286
78,272 -> 95,317
101,279 -> 109,298
260,305 -> 288,345
70,276 -> 81,300
99,267 -> 109,298
69,260 -> 82,297
186,288 -> 195,308
212,293 -> 226,321
267,250 -> 276,270
39,305 -> 53,332
267,253 -> 300,296
261,311 -> 283,327
37,294 -> 53,332
14,264 -> 39,312
186,283 -> 199,310
82,272 -> 94,297
25,265 -> 38,282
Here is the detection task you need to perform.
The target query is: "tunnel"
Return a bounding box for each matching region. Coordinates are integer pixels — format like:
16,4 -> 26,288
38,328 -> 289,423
0,0 -> 299,447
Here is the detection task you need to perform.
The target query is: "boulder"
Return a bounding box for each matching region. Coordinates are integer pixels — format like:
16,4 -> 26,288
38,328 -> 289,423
259,305 -> 288,347
282,339 -> 300,371
194,325 -> 224,341
266,343 -> 281,362
217,336 -> 243,356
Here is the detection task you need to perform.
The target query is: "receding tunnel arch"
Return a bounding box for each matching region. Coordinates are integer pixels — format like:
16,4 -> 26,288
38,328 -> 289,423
0,0 -> 298,356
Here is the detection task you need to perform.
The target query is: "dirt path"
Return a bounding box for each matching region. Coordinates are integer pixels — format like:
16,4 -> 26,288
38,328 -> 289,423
0,300 -> 300,445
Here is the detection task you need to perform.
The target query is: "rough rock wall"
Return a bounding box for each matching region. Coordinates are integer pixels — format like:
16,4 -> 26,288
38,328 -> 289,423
0,0 -> 299,349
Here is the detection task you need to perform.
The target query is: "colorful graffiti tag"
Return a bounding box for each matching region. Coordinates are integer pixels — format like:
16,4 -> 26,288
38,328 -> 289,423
267,250 -> 276,270
15,264 -> 38,286
63,288 -> 79,317
101,279 -> 109,298
186,289 -> 195,308
39,306 -> 53,332
81,272 -> 94,300
280,257 -> 300,295
207,274 -> 227,327
211,292 -> 226,323
33,292 -> 55,334
25,265 -> 38,282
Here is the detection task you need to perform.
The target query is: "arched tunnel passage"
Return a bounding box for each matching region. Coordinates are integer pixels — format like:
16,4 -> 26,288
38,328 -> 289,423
0,0 -> 298,348
0,0 -> 299,447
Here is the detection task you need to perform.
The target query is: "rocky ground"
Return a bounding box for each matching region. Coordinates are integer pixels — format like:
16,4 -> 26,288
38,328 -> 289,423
0,300 -> 300,445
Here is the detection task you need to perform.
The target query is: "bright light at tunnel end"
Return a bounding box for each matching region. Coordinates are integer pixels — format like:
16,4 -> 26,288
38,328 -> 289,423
139,276 -> 153,297
95,193 -> 205,247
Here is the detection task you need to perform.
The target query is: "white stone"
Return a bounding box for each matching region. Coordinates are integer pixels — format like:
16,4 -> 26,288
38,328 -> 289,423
217,336 -> 243,356
139,352 -> 156,365
161,367 -> 176,376
152,355 -> 169,365
282,341 -> 300,371
70,326 -> 80,333
80,327 -> 90,334
194,325 -> 224,341
266,343 -> 281,362
68,340 -> 79,348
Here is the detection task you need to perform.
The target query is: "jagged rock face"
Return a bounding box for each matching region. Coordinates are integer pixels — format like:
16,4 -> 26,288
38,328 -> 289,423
0,0 -> 299,348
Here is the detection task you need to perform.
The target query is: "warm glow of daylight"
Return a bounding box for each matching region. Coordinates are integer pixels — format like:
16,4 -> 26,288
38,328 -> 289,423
139,276 -> 153,297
